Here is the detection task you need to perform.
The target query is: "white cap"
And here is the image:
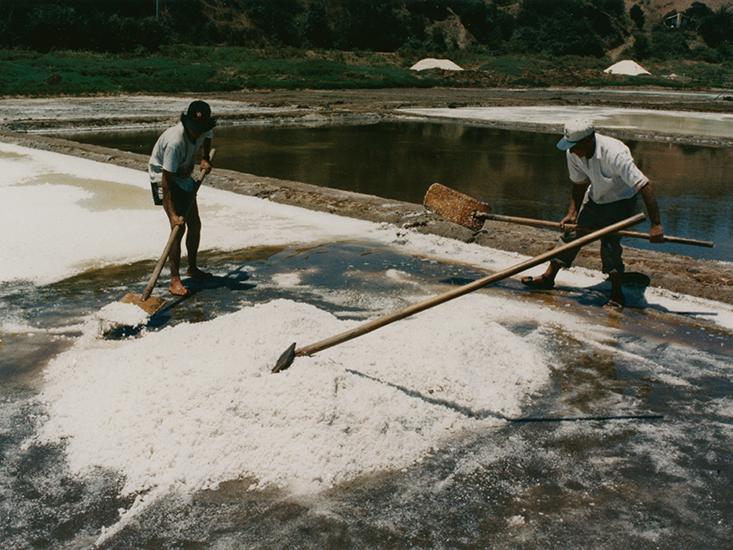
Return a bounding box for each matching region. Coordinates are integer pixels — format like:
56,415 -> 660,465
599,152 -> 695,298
556,118 -> 595,150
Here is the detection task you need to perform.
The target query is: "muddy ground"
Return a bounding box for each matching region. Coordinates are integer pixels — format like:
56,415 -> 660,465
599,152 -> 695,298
1,87 -> 731,305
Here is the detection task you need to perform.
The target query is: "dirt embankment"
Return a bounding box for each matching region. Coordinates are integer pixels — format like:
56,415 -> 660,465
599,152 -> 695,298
3,113 -> 731,306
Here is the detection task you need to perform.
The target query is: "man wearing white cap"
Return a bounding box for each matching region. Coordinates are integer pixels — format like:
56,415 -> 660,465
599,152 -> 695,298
521,119 -> 664,308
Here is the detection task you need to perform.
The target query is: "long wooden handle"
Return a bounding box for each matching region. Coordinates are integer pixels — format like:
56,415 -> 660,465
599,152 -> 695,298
293,213 -> 645,358
141,149 -> 216,300
478,213 -> 713,248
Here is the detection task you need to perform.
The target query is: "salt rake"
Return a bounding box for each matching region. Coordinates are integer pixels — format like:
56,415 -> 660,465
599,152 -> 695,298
423,182 -> 713,248
120,149 -> 216,315
272,212 -> 646,373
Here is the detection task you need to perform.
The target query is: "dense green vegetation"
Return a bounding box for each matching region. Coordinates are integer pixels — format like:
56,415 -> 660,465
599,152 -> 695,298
3,46 -> 730,96
1,0 -> 731,95
0,48 -> 445,95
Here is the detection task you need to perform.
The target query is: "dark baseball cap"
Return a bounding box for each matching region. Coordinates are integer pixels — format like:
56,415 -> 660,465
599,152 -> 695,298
180,100 -> 217,133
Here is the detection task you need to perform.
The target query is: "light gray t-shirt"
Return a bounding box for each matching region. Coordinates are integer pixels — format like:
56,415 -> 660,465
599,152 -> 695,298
149,122 -> 213,192
566,133 -> 648,204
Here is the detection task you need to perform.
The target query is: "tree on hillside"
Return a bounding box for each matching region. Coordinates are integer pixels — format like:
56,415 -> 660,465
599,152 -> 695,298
302,0 -> 333,48
25,4 -> 86,51
649,26 -> 690,58
0,0 -> 167,52
631,31 -> 650,58
630,4 -> 645,30
593,0 -> 625,17
244,0 -> 302,46
451,0 -> 514,48
333,0 -> 411,51
685,1 -> 713,21
698,6 -> 733,48
511,0 -> 607,57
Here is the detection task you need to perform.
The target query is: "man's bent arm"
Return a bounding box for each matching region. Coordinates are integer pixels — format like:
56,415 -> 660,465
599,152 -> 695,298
162,170 -> 184,226
561,181 -> 589,226
639,182 -> 664,242
200,138 -> 212,175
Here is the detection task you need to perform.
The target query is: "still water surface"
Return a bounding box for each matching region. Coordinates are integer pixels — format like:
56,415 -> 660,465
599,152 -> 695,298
67,122 -> 733,262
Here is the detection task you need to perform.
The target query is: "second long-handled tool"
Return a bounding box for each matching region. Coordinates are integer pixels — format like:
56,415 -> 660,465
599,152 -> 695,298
272,212 -> 646,373
423,182 -> 714,248
120,149 -> 216,315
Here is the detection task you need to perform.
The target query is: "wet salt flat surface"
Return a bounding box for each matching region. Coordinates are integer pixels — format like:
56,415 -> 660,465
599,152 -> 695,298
522,87 -> 733,100
398,106 -> 733,139
1,143 -> 732,548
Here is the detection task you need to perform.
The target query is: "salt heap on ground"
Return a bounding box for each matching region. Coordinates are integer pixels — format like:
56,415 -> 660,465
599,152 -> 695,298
604,60 -> 651,76
38,296 -> 550,497
0,142 -> 377,285
410,58 -> 463,71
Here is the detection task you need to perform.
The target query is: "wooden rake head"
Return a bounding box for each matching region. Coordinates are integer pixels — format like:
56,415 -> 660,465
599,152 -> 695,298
423,183 -> 490,232
120,292 -> 167,315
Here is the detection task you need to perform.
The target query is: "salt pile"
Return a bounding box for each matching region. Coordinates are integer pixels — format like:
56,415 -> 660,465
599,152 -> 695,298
37,297 -> 550,497
410,58 -> 463,71
95,302 -> 151,335
0,142 -> 376,286
603,60 -> 651,76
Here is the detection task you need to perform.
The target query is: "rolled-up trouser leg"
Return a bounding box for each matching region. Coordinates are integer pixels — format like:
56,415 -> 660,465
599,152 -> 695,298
598,197 -> 638,274
553,234 -> 583,268
552,201 -> 597,268
600,234 -> 624,274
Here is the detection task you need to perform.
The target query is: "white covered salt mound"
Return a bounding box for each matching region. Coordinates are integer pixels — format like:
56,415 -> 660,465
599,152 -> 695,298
38,297 -> 550,496
603,60 -> 651,76
410,58 -> 463,72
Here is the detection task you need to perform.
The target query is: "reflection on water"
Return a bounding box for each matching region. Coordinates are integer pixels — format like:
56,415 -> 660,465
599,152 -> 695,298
65,122 -> 733,262
401,106 -> 733,139
603,111 -> 733,137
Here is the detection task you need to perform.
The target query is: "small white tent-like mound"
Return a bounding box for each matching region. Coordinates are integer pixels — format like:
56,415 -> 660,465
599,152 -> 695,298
410,58 -> 463,71
604,59 -> 651,76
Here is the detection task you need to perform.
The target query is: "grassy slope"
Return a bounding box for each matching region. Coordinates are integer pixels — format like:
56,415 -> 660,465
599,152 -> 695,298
1,46 -> 731,96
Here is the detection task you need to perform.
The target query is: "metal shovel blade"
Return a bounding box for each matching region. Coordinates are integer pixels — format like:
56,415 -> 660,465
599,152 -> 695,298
120,292 -> 167,315
272,342 -> 297,373
423,183 -> 491,232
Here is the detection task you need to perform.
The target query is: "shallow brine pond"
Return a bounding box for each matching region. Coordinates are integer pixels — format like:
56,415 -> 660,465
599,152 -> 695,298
67,121 -> 733,262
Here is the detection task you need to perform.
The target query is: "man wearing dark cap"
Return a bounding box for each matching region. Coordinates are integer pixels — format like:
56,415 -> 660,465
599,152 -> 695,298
149,100 -> 216,296
521,118 -> 664,309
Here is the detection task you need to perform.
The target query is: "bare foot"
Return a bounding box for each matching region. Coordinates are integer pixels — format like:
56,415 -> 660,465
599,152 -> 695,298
169,279 -> 189,296
186,267 -> 214,280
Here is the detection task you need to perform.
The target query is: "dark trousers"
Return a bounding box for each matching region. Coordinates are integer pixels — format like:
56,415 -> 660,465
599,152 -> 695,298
554,196 -> 639,275
151,180 -> 195,216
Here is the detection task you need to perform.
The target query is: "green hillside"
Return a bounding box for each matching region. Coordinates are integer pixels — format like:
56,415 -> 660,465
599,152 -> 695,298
1,0 -> 731,94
